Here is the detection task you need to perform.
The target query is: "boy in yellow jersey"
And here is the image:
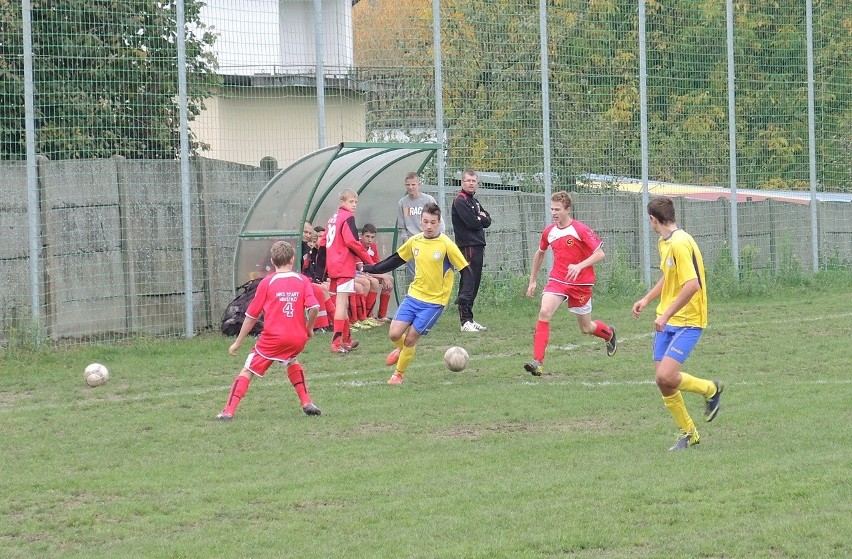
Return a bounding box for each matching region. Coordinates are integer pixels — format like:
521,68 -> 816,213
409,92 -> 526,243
632,197 -> 723,451
361,203 -> 471,385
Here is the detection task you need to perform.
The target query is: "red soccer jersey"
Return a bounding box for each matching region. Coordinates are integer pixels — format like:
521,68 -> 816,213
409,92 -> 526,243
364,242 -> 380,264
246,271 -> 320,353
324,207 -> 373,278
539,219 -> 602,286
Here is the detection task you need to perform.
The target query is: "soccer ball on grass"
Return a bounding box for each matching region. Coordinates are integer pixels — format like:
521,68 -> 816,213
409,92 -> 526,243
444,346 -> 469,372
84,363 -> 110,387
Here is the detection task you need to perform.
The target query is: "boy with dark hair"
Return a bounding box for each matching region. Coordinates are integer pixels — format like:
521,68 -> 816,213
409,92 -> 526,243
362,203 -> 470,385
632,196 -> 723,451
360,223 -> 393,322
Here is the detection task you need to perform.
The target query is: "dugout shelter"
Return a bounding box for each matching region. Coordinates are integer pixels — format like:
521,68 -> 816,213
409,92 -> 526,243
233,142 -> 440,302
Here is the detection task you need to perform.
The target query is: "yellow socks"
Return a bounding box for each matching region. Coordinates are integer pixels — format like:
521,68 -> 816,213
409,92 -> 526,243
397,344 -> 416,374
677,372 -> 716,398
663,391 -> 697,435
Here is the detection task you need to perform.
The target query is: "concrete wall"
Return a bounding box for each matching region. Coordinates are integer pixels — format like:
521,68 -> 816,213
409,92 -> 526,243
1,156 -> 270,341
1,160 -> 850,342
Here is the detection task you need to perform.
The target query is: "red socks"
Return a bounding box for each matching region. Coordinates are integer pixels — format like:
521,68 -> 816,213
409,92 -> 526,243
223,375 -> 251,416
533,320 -> 550,362
223,367 -> 312,417
593,320 -> 613,340
378,292 -> 390,319
333,318 -> 347,343
348,294 -> 358,324
287,363 -> 312,407
357,294 -> 368,321
365,291 -> 377,317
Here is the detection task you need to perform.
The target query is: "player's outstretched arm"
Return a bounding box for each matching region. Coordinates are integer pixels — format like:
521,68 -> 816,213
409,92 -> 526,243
363,253 -> 406,275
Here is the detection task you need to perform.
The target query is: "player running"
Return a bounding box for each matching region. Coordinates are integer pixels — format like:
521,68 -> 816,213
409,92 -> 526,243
361,203 -> 471,385
524,191 -> 617,376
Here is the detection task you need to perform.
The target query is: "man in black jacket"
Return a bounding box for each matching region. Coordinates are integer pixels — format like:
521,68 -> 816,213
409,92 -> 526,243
451,169 -> 492,332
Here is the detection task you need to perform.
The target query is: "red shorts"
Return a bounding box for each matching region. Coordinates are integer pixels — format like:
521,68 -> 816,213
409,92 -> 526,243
543,280 -> 593,313
245,340 -> 305,376
329,277 -> 355,294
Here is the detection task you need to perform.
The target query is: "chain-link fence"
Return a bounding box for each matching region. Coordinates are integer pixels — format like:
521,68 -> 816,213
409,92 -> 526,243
1,0 -> 850,345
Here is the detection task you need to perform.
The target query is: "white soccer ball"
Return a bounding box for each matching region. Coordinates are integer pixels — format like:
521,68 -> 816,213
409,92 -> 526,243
84,363 -> 110,387
444,346 -> 469,372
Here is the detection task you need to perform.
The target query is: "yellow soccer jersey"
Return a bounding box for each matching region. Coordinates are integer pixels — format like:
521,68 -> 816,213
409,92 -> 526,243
398,233 -> 469,305
657,229 -> 707,328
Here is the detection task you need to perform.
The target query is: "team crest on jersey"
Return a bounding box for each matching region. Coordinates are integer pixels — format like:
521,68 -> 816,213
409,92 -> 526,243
413,248 -> 419,257
666,257 -> 674,268
566,238 -> 574,246
433,251 -> 442,260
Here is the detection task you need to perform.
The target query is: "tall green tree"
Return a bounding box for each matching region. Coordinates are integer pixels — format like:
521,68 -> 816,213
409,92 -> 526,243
357,0 -> 850,192
0,0 -> 219,160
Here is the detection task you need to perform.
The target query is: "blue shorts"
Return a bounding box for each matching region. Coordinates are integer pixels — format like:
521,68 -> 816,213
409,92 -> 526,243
653,325 -> 703,363
394,295 -> 445,335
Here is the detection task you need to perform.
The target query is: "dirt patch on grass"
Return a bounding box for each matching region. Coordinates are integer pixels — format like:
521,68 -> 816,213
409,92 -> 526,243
340,422 -> 403,436
436,418 -> 613,440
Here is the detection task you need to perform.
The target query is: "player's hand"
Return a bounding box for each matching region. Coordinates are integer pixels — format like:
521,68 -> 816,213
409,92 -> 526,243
355,261 -> 364,272
526,282 -> 536,298
653,316 -> 666,332
228,341 -> 241,356
632,299 -> 646,318
565,264 -> 581,281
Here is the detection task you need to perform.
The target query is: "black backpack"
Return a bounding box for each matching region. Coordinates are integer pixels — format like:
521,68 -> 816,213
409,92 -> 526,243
220,278 -> 264,336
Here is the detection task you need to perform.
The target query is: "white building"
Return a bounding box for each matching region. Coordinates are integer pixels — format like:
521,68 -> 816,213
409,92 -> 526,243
192,1 -> 367,168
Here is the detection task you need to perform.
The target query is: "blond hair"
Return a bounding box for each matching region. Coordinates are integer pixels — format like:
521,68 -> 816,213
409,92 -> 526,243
339,188 -> 358,201
551,191 -> 573,209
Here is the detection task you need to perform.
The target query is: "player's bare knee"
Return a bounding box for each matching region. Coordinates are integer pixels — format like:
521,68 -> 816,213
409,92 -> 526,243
655,371 -> 679,392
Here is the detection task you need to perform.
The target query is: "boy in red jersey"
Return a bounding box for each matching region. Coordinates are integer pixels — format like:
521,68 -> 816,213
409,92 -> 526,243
360,223 -> 393,321
325,189 -> 375,353
524,191 -> 617,376
217,241 -> 322,419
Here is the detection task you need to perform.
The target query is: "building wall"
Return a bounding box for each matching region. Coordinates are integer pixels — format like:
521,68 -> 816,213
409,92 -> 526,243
191,87 -> 367,167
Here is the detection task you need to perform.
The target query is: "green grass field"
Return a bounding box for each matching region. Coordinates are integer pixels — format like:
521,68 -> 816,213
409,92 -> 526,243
1,285 -> 850,558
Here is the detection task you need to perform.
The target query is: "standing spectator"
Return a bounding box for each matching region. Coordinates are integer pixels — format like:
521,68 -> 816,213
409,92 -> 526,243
632,196 -> 723,451
325,189 -> 374,354
524,191 -> 617,376
216,241 -> 321,419
362,203 -> 470,385
397,172 -> 443,281
451,169 -> 491,332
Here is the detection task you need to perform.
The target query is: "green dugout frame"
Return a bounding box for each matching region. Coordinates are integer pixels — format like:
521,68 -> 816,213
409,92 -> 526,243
233,142 -> 441,306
